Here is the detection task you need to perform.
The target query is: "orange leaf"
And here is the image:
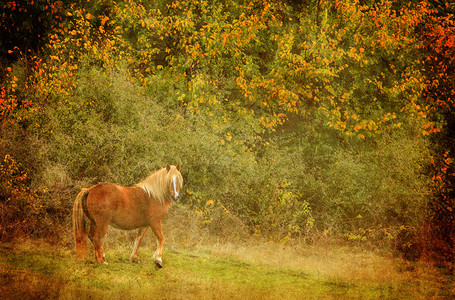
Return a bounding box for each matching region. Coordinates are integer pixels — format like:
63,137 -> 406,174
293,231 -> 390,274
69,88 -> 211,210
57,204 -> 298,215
100,16 -> 109,26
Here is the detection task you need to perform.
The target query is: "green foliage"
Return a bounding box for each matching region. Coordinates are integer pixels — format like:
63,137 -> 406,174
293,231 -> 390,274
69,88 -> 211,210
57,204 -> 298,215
0,0 -> 447,254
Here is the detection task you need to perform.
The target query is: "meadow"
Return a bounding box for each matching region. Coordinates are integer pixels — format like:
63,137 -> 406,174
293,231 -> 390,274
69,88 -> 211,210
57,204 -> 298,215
1,238 -> 453,299
1,206 -> 454,299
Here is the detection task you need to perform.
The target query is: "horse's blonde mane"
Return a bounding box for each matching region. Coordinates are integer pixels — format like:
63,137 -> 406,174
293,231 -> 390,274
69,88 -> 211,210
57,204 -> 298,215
136,167 -> 183,203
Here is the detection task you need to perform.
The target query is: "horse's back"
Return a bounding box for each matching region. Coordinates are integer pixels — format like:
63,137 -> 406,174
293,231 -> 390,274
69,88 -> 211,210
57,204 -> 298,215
86,183 -> 152,229
85,183 -> 125,218
88,182 -> 122,200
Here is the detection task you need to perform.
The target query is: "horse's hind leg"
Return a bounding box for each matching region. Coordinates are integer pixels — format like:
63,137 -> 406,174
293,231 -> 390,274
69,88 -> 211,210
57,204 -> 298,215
88,221 -> 109,264
130,227 -> 149,263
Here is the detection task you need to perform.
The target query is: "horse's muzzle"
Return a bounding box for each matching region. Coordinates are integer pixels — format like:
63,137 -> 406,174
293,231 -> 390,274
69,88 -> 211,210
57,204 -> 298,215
171,192 -> 179,201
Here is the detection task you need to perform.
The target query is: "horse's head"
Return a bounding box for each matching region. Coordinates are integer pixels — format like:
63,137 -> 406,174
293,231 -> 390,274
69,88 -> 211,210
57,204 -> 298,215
166,163 -> 183,201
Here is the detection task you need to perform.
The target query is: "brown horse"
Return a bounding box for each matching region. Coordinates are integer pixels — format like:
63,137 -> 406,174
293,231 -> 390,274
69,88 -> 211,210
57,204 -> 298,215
73,164 -> 183,268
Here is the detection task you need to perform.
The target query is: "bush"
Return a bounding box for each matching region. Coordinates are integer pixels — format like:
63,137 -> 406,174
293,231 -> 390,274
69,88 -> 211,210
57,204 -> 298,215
0,154 -> 66,242
0,0 -> 439,255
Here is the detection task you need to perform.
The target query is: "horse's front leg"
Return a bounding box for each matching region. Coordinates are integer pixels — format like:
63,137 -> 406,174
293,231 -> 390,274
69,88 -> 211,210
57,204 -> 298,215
130,227 -> 149,263
150,220 -> 165,268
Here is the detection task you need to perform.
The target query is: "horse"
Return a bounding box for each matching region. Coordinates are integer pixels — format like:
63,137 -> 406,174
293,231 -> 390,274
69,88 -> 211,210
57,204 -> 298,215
72,164 -> 183,268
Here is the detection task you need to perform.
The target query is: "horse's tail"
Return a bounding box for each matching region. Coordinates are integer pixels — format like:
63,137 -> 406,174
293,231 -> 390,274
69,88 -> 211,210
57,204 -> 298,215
73,188 -> 90,259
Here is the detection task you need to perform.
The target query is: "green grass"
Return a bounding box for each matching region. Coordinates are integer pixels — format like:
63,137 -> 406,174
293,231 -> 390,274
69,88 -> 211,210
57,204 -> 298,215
0,240 -> 454,299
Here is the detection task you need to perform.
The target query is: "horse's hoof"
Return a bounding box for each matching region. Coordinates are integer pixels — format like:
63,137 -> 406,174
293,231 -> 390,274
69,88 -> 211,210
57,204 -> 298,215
155,259 -> 163,269
130,257 -> 138,264
96,258 -> 108,264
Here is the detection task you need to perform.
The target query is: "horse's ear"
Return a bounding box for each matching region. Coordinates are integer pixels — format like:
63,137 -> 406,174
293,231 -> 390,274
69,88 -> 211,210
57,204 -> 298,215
176,163 -> 181,172
166,164 -> 171,172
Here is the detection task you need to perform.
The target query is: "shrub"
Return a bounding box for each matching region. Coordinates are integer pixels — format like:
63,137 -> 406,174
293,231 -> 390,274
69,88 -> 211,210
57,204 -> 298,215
0,154 -> 65,241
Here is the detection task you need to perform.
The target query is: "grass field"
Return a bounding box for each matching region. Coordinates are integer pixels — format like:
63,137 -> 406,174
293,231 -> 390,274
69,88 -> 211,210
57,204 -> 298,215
1,235 -> 454,299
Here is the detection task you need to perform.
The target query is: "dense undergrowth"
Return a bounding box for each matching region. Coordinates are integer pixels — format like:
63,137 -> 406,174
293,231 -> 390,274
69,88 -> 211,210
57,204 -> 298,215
1,0 -> 454,265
